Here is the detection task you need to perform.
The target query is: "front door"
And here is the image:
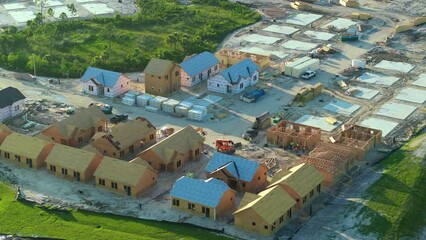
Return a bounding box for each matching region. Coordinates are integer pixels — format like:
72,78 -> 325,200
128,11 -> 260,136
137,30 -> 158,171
227,85 -> 231,93
129,145 -> 134,153
205,208 -> 210,218
126,186 -> 131,196
27,159 -> 33,168
74,172 -> 81,182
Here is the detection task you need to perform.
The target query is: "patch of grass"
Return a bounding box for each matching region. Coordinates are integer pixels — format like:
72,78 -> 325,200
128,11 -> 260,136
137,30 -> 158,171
0,183 -> 231,239
357,132 -> 426,239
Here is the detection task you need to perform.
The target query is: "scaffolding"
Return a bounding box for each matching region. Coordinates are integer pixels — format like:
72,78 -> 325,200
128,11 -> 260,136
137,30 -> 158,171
267,120 -> 322,150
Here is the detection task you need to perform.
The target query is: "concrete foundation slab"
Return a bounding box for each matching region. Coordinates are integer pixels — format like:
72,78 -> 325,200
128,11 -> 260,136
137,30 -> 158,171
356,72 -> 400,86
360,117 -> 398,137
353,87 -> 380,100
45,0 -> 63,7
263,25 -> 299,35
303,30 -> 336,41
281,40 -> 318,51
322,18 -> 357,30
202,95 -> 222,104
295,115 -> 341,132
282,13 -> 323,26
239,46 -> 289,59
8,10 -> 36,23
376,101 -> 417,120
75,0 -> 96,2
323,99 -> 361,116
395,87 -> 426,104
82,3 -> 114,15
3,3 -> 26,10
413,73 -> 426,88
52,6 -> 78,18
374,60 -> 415,73
242,34 -> 281,44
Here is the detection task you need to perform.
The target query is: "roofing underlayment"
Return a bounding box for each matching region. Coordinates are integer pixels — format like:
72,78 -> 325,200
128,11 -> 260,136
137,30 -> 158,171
303,30 -> 336,41
374,60 -> 415,73
282,13 -> 323,26
45,144 -> 97,172
395,87 -> 426,104
413,73 -> 426,88
360,117 -> 398,137
263,25 -> 299,35
206,152 -> 260,182
295,115 -> 341,132
179,51 -> 219,77
281,40 -> 318,51
375,101 -> 417,120
323,99 -> 361,116
0,133 -> 49,159
356,72 -> 400,86
242,34 -> 281,44
353,86 -> 380,100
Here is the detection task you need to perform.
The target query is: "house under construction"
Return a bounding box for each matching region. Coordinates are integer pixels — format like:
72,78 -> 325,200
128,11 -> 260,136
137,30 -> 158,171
303,142 -> 355,186
266,120 -> 322,151
329,124 -> 382,160
215,49 -> 271,69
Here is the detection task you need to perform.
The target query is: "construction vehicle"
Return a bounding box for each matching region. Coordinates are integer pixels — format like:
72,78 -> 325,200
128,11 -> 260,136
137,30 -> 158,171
215,140 -> 236,154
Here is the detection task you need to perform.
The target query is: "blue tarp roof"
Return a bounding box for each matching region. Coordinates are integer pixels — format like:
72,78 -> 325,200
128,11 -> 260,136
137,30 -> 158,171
220,58 -> 260,84
81,67 -> 122,88
205,152 -> 260,182
179,51 -> 219,77
169,177 -> 230,208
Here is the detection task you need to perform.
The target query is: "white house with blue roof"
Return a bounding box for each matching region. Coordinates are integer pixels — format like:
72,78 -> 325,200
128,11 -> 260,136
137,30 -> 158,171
81,67 -> 131,98
205,152 -> 268,193
207,58 -> 260,94
169,176 -> 236,221
179,51 -> 220,87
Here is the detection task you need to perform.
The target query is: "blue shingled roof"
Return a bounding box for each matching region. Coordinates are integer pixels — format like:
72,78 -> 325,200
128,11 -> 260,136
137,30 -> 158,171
81,67 -> 122,88
179,51 -> 219,77
220,58 -> 260,84
205,152 -> 260,182
169,177 -> 230,208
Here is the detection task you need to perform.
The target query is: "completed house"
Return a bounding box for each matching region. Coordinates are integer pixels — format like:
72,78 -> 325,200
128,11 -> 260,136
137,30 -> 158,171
144,58 -> 181,97
37,106 -> 108,147
169,176 -> 236,221
179,51 -> 220,87
89,117 -> 156,159
208,58 -> 260,94
205,152 -> 268,193
234,186 -> 296,236
0,124 -> 12,145
268,163 -> 324,209
45,144 -> 103,182
0,132 -> 54,169
133,126 -> 204,172
0,87 -> 26,122
94,156 -> 157,197
81,66 -> 131,98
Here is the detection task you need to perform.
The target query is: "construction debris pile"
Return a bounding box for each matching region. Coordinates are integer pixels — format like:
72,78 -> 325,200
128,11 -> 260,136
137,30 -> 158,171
364,46 -> 408,64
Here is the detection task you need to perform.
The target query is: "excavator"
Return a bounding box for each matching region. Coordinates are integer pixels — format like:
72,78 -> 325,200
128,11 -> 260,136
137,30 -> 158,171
215,140 -> 236,155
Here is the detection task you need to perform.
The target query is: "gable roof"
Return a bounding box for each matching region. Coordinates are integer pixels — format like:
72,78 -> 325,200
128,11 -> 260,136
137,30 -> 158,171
205,152 -> 261,182
179,51 -> 219,77
220,58 -> 260,84
170,177 -> 231,208
92,117 -> 155,150
0,124 -> 11,132
81,67 -> 123,88
139,126 -> 204,164
94,156 -> 153,186
144,58 -> 176,75
269,163 -> 324,197
0,132 -> 50,159
51,106 -> 107,138
0,87 -> 26,108
234,186 -> 296,224
45,144 -> 99,172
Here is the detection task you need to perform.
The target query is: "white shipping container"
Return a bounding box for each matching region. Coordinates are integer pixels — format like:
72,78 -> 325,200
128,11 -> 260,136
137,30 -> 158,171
351,59 -> 366,69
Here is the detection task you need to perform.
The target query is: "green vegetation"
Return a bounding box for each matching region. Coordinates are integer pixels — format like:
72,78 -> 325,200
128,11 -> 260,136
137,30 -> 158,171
0,0 -> 260,77
357,131 -> 426,239
0,183 -> 231,239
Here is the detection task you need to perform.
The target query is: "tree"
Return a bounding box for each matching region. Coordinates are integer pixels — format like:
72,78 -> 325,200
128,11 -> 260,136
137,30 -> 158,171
59,12 -> 68,21
34,0 -> 47,22
67,3 -> 77,18
47,8 -> 54,22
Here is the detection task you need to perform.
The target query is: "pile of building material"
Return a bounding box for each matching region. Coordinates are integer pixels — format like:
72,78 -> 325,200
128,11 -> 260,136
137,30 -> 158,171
349,12 -> 372,20
188,105 -> 207,121
175,101 -> 194,117
145,106 -> 159,112
162,99 -> 180,114
290,1 -> 322,13
284,57 -> 320,78
136,94 -> 154,107
339,0 -> 359,8
149,96 -> 168,110
121,92 -> 138,106
394,17 -> 426,33
295,83 -> 322,104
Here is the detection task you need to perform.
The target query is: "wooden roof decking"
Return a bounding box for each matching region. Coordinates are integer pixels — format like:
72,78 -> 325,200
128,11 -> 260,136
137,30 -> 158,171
0,133 -> 51,159
45,144 -> 99,172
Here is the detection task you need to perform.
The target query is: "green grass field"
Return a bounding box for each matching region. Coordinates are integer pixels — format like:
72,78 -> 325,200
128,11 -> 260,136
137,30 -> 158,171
356,131 -> 426,239
0,183 -> 231,239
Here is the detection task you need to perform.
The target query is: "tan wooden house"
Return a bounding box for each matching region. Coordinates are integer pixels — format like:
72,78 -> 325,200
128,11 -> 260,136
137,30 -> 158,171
37,106 -> 108,147
0,124 -> 12,145
133,126 -> 204,172
169,176 -> 236,221
144,58 -> 181,97
94,156 -> 157,197
89,117 -> 156,159
45,144 -> 103,182
234,186 -> 296,236
268,163 -> 324,209
0,132 -> 54,169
